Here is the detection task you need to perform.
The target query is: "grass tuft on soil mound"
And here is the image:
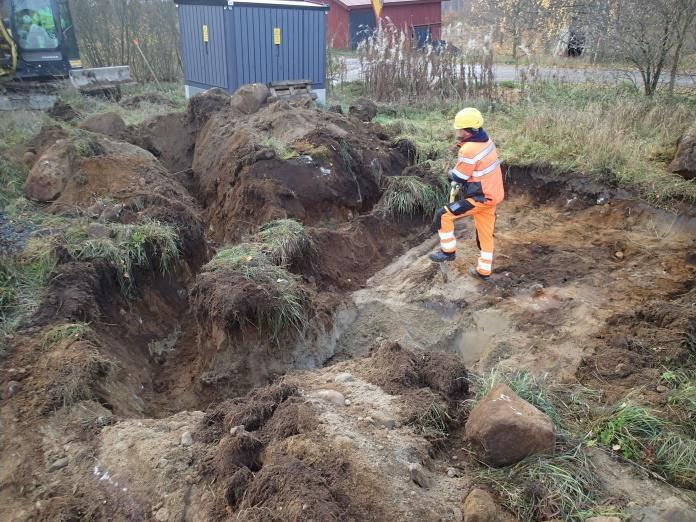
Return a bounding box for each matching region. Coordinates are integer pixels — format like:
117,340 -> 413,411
0,238 -> 57,344
474,447 -> 602,521
200,244 -> 308,343
591,402 -> 696,488
378,175 -> 448,218
67,220 -> 180,293
255,219 -> 316,267
42,322 -> 94,349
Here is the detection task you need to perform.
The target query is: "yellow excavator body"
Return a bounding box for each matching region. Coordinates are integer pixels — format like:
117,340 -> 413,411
0,16 -> 17,76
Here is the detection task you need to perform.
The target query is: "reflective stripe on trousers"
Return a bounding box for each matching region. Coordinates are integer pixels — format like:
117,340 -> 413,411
436,200 -> 496,274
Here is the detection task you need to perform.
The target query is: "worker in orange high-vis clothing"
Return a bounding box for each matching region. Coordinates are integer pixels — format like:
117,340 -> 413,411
430,108 -> 504,281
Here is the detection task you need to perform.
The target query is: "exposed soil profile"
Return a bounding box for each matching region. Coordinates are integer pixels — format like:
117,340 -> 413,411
1,91 -> 694,521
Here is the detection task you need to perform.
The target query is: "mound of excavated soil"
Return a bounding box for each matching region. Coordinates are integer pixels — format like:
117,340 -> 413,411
22,132 -> 206,265
193,99 -> 415,242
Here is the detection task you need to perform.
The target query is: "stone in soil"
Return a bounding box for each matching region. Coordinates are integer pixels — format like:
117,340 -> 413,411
462,488 -> 499,522
313,389 -> 346,406
77,112 -> 127,139
349,97 -> 378,122
407,463 -> 431,489
465,383 -> 555,467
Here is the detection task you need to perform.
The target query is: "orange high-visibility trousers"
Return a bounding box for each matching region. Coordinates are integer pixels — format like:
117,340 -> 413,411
437,198 -> 496,276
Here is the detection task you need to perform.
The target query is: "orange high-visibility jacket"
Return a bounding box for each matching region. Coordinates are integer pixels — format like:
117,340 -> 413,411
449,139 -> 504,205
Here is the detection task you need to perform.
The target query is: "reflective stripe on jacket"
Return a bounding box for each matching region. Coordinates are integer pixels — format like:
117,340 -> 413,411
449,139 -> 504,205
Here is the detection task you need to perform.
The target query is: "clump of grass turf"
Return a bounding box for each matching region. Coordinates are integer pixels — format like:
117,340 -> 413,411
258,136 -> 297,161
74,135 -> 106,158
0,110 -> 48,146
475,447 -> 601,521
204,244 -> 307,342
44,345 -> 117,411
408,399 -> 452,442
591,402 -> 696,488
0,157 -> 27,208
0,238 -> 57,344
378,175 -> 448,218
67,220 -> 180,294
42,322 -> 94,349
255,219 -> 315,267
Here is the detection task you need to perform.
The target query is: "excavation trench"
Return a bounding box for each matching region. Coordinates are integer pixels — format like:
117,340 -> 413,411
43,165 -> 695,421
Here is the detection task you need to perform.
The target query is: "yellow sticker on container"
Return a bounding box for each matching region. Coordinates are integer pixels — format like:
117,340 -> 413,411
273,27 -> 281,45
203,25 -> 209,43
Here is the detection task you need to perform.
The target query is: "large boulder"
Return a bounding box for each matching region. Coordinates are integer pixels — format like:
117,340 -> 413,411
669,125 -> 696,180
230,83 -> 271,115
349,97 -> 378,122
22,139 -> 75,201
77,112 -> 127,139
465,383 -> 555,467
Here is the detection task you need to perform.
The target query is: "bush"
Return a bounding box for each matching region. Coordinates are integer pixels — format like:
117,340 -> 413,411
358,25 -> 494,102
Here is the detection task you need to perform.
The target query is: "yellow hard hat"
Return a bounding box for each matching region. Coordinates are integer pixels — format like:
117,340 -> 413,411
453,108 -> 484,130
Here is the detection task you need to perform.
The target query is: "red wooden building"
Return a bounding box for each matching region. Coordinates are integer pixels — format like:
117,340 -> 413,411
325,0 -> 445,50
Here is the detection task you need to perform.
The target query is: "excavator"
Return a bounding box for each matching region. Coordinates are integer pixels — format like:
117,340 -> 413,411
0,0 -> 130,109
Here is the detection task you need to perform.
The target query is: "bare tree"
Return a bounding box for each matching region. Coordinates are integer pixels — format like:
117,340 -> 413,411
667,0 -> 696,95
69,0 -> 182,82
610,0 -> 679,96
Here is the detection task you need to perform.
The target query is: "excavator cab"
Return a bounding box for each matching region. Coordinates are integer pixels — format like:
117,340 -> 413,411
0,0 -> 79,78
0,0 -> 130,109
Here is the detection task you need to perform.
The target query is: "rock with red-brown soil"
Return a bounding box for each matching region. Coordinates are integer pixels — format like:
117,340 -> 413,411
48,100 -> 80,122
22,125 -> 71,167
462,488 -> 500,522
465,383 -> 555,467
23,133 -> 206,265
229,83 -> 271,115
77,112 -> 127,139
22,138 -> 75,201
669,124 -> 696,180
349,97 -> 378,122
128,112 -> 197,173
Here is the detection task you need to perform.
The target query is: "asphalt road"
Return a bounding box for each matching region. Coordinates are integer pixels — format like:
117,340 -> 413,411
341,57 -> 695,87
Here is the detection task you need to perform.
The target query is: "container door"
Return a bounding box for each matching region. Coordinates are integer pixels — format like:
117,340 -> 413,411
178,4 -> 227,89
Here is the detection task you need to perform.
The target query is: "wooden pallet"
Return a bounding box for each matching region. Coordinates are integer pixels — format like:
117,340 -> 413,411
269,79 -> 317,101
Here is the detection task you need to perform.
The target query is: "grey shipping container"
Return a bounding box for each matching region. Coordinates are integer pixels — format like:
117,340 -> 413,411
176,0 -> 329,103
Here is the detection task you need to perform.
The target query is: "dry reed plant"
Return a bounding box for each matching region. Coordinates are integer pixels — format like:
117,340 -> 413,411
357,21 -> 495,102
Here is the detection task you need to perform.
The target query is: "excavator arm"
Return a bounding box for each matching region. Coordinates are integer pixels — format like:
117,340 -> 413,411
0,14 -> 17,76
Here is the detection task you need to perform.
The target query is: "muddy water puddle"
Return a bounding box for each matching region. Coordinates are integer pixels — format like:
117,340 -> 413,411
453,309 -> 511,365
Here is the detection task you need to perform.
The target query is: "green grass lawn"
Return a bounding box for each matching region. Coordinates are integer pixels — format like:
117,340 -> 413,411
331,82 -> 696,207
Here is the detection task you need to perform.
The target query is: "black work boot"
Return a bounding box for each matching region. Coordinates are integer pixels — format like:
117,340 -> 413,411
468,268 -> 491,282
430,251 -> 456,263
